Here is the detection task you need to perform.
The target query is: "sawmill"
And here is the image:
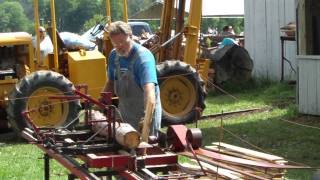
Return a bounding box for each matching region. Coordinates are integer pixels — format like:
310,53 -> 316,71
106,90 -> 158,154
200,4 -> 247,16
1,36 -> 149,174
21,87 -> 308,179
0,0 -> 312,179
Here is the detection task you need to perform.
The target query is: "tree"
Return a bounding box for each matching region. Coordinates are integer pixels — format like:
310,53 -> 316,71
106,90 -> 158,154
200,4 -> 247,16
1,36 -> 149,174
81,14 -> 105,33
0,1 -> 31,32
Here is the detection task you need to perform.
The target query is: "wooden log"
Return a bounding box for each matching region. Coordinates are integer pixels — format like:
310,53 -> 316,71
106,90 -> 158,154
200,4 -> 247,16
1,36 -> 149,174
92,120 -> 140,149
115,123 -> 140,149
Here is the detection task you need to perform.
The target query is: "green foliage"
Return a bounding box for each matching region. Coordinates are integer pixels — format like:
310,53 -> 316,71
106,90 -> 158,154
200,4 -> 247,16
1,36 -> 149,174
127,0 -> 154,17
51,0 -> 101,32
81,14 -> 105,33
0,1 -> 31,32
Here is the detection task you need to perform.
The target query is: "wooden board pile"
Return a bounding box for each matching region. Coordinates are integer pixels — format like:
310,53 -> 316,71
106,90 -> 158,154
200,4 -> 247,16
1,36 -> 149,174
180,142 -> 298,180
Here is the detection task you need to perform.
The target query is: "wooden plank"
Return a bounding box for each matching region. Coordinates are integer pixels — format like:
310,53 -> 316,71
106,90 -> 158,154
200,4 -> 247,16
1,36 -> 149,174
64,138 -> 75,144
266,0 -> 280,80
253,0 -> 269,78
194,149 -> 301,169
244,0 -> 255,57
188,160 -> 244,179
179,163 -> 228,179
179,151 -> 269,180
305,60 -> 317,114
211,142 -> 284,162
316,58 -> 320,115
205,145 -> 288,166
298,59 -> 308,113
311,59 -> 318,113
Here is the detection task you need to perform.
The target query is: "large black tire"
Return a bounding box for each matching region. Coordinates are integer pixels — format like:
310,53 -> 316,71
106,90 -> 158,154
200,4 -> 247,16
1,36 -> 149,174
157,60 -> 207,125
6,70 -> 81,133
213,45 -> 253,84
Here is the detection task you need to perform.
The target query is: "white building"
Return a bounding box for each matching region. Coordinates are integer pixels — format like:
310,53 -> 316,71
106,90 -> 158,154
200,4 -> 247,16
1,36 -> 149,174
245,0 -> 320,115
244,0 -> 296,81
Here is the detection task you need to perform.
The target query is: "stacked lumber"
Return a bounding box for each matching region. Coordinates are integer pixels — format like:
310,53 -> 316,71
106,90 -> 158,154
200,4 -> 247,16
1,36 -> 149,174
179,142 -> 306,180
205,142 -> 287,179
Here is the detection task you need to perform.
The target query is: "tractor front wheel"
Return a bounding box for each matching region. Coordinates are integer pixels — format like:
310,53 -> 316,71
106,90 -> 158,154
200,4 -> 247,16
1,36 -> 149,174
6,70 -> 81,133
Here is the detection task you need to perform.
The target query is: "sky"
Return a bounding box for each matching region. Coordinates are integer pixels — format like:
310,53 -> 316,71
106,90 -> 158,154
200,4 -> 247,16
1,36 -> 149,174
185,0 -> 244,17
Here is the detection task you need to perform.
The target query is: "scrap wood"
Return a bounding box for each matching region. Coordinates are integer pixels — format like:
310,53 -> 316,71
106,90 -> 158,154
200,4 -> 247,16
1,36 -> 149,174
179,163 -> 227,179
179,151 -> 269,180
194,149 -> 307,169
211,142 -> 285,164
204,146 -> 287,176
187,160 -> 244,179
223,160 -> 285,179
194,159 -> 279,180
206,145 -> 289,167
205,145 -> 275,164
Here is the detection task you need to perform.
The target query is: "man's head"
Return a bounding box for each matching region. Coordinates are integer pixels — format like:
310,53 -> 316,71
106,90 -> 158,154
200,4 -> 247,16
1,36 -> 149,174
107,21 -> 133,57
39,26 -> 46,41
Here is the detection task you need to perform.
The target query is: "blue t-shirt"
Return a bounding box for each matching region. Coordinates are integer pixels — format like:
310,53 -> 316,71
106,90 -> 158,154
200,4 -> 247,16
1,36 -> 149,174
107,42 -> 158,89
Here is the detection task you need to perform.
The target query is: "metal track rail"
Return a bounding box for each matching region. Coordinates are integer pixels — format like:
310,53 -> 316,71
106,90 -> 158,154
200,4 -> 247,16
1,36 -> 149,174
199,107 -> 269,121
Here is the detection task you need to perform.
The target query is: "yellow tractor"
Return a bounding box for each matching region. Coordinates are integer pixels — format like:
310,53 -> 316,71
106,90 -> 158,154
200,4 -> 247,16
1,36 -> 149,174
0,0 -> 208,133
0,1 -> 107,132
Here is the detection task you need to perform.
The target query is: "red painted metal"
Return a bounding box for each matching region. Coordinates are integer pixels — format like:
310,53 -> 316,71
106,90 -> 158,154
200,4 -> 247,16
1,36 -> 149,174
167,125 -> 188,152
140,153 -> 178,166
21,110 -> 41,136
186,128 -> 202,149
37,144 -> 100,180
118,170 -> 143,180
86,153 -> 132,169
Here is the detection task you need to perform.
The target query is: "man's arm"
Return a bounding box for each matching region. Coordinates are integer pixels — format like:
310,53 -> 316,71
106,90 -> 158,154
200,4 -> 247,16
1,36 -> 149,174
141,82 -> 156,142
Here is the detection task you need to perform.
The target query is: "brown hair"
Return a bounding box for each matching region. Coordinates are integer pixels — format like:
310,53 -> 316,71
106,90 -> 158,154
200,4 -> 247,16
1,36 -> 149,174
107,21 -> 132,37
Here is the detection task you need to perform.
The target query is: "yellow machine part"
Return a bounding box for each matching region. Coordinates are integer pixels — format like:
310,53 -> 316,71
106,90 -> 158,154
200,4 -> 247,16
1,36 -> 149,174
68,50 -> 107,98
0,79 -> 18,108
27,86 -> 69,127
196,58 -> 210,85
0,32 -> 32,46
160,75 -> 196,116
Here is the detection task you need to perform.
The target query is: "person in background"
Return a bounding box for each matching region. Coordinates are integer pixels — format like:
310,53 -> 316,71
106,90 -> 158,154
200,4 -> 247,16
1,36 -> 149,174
39,26 -> 46,42
220,25 -> 235,36
102,21 -> 161,138
33,26 -> 53,64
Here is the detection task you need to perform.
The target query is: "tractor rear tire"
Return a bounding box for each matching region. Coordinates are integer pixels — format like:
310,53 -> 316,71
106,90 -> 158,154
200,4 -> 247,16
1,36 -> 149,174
157,60 -> 206,125
6,70 -> 81,133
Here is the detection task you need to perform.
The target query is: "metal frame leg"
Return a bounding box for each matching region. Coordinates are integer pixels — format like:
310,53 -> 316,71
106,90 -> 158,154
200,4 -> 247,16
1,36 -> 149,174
44,154 -> 50,180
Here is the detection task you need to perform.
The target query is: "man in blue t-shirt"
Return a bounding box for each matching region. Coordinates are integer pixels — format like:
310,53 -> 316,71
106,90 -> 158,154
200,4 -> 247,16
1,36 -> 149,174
102,21 -> 161,139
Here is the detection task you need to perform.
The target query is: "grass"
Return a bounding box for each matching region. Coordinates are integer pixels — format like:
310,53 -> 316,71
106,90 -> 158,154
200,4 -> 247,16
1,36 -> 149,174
196,80 -> 320,179
0,80 -> 319,179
